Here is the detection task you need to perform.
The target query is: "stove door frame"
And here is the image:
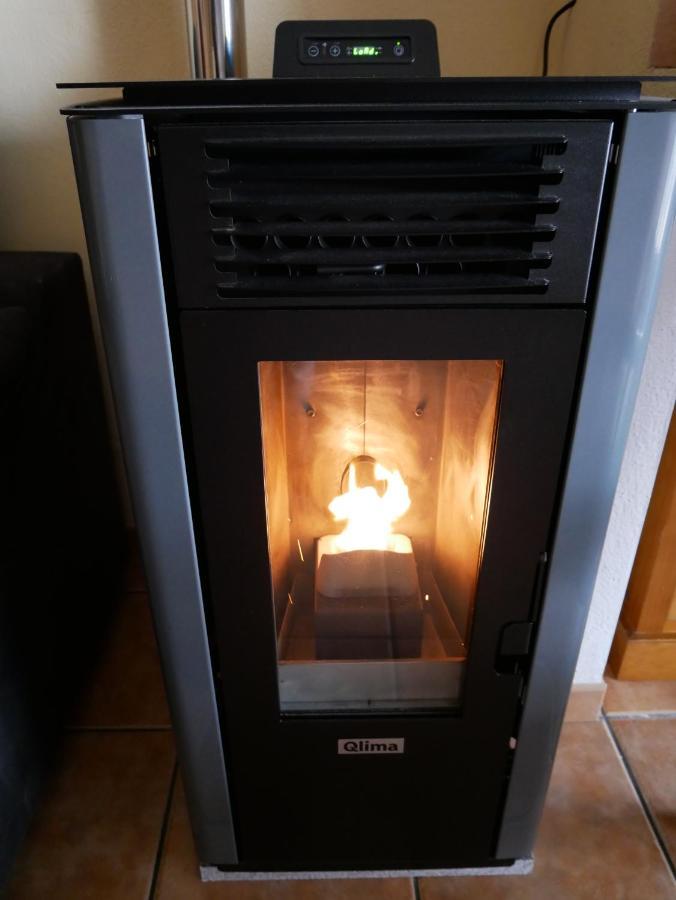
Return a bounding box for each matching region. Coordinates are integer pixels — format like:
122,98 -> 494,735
179,305 -> 585,869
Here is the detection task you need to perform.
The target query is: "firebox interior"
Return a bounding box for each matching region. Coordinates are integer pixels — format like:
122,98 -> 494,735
259,359 -> 502,712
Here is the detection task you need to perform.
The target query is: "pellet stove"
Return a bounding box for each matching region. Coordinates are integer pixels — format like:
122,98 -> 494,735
62,19 -> 676,878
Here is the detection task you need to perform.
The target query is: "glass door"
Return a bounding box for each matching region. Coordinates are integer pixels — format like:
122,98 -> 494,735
259,359 -> 502,713
179,306 -> 585,867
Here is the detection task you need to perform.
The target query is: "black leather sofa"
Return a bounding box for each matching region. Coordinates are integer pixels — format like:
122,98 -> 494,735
0,252 -> 125,886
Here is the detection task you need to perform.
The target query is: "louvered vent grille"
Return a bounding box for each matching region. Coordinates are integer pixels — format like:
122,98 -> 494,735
159,122 -> 612,307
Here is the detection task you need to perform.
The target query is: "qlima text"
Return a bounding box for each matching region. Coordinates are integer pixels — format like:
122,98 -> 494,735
338,738 -> 405,755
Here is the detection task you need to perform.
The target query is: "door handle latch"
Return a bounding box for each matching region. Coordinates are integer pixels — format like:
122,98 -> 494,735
496,621 -> 534,672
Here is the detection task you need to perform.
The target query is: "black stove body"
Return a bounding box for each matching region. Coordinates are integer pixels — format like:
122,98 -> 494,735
63,77 -> 676,875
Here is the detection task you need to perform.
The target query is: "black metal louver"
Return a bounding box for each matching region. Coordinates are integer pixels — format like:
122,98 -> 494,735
159,121 -> 612,307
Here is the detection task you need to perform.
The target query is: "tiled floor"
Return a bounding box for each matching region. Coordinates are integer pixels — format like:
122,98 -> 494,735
5,560 -> 676,898
604,676 -> 676,716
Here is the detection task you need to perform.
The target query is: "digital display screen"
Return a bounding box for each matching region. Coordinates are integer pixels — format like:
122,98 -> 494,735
349,46 -> 382,57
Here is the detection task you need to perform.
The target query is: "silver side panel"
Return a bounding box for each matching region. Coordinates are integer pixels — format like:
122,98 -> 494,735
497,111 -> 676,859
68,116 -> 237,864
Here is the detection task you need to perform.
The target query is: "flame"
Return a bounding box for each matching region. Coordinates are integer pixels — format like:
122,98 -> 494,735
328,461 -> 411,552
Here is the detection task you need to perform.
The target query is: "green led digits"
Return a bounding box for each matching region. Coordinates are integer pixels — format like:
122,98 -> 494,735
351,46 -> 381,56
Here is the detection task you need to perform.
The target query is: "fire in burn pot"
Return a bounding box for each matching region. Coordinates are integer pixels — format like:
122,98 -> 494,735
316,454 -> 423,659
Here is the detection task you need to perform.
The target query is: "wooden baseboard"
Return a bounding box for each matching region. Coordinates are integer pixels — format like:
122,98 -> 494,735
608,619 -> 676,680
563,683 -> 606,722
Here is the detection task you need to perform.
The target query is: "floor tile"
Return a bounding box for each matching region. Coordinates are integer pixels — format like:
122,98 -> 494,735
69,592 -> 171,729
604,676 -> 676,715
155,778 -> 415,900
563,684 -> 604,722
6,731 -> 174,900
612,718 -> 676,864
419,722 -> 675,899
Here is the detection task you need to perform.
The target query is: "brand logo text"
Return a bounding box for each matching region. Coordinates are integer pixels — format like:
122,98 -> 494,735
338,738 -> 405,755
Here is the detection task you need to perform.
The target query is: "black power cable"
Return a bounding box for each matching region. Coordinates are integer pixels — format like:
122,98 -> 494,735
542,0 -> 578,77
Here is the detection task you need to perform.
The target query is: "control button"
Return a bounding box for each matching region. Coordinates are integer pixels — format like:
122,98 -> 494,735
329,44 -> 341,57
393,43 -> 406,57
307,43 -> 320,58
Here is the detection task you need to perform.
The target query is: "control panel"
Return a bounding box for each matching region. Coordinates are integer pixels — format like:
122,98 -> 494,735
301,36 -> 413,65
273,20 -> 440,78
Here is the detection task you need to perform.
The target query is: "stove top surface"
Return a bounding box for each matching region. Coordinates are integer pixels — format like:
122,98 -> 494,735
58,76 -> 676,117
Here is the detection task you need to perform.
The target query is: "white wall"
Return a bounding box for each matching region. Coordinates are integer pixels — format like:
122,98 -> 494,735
0,0 -> 189,259
0,1 -> 674,684
557,0 -> 662,76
